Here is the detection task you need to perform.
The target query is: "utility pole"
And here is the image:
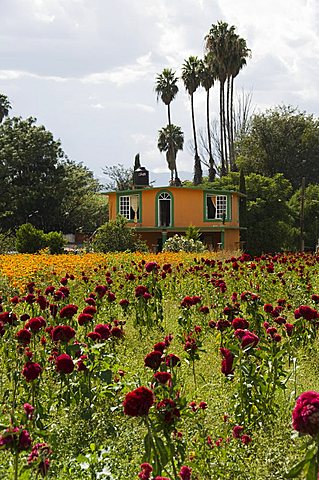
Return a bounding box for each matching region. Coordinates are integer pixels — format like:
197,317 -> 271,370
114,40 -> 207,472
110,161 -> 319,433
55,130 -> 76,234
300,176 -> 305,252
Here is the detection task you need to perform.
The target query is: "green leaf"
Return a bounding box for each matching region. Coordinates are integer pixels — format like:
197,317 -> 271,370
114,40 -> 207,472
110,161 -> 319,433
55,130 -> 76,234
306,456 -> 318,480
286,458 -> 309,478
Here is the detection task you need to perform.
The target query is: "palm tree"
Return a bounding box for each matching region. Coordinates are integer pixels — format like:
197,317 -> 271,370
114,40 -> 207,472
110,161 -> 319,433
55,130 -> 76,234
199,56 -> 217,181
158,124 -> 184,185
181,56 -> 202,185
205,22 -> 250,174
0,94 -> 11,123
155,68 -> 179,127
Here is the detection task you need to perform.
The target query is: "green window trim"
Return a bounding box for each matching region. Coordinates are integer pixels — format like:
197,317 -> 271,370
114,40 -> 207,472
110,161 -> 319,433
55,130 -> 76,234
203,192 -> 231,222
155,189 -> 174,227
116,191 -> 142,223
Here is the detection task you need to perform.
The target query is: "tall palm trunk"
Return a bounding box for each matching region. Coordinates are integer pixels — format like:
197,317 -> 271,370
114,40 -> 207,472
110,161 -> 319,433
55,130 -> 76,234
219,83 -> 225,174
191,94 -> 198,156
206,89 -> 215,181
226,76 -> 232,170
167,103 -> 172,127
229,76 -> 236,170
220,81 -> 228,174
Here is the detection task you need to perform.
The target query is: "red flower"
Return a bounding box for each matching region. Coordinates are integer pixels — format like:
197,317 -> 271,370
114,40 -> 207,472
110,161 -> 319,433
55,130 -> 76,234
94,323 -> 111,340
25,316 -> 46,333
165,353 -> 181,368
95,285 -> 107,298
82,305 -> 97,316
23,403 -> 35,419
138,462 -> 153,480
232,425 -> 244,438
36,295 -> 48,310
123,386 -> 154,417
51,325 -> 76,343
179,466 -> 192,480
153,341 -> 166,353
59,304 -> 78,319
145,261 -> 158,272
110,327 -> 124,339
232,317 -> 249,330
55,353 -> 74,374
87,332 -> 102,341
19,430 -> 32,451
144,351 -> 163,370
154,372 -> 172,384
22,361 -> 42,382
292,391 -> 319,436
135,285 -> 148,297
77,313 -> 93,326
157,398 -> 180,424
263,304 -> 273,313
241,434 -> 252,445
220,348 -> 234,376
16,328 -> 32,345
285,323 -> 295,336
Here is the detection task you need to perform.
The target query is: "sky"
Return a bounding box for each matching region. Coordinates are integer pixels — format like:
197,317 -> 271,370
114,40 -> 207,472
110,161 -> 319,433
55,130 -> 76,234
1,0 -> 319,186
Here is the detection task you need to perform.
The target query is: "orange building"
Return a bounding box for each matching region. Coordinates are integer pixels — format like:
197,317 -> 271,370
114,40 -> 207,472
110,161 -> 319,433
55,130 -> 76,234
106,186 -> 243,251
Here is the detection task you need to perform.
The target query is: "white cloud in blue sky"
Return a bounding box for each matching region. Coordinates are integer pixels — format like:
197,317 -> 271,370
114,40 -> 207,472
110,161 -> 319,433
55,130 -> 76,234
1,0 -> 319,184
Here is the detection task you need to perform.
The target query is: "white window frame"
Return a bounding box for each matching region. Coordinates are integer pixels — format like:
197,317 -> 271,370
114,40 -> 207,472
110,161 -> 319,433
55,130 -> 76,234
119,195 -> 140,221
206,194 -> 227,220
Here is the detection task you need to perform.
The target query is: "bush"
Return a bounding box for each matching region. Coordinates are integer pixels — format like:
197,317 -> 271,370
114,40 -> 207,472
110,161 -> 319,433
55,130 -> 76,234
0,232 -> 16,253
45,231 -> 66,254
16,223 -> 46,253
163,234 -> 205,253
92,215 -> 148,253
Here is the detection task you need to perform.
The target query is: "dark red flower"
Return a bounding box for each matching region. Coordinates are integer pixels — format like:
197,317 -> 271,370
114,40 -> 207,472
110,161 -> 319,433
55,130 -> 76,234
263,304 -> 273,313
44,286 -> 55,295
179,466 -> 192,480
154,372 -> 172,384
82,305 -> 97,316
285,323 -> 295,336
59,304 -> 78,319
95,285 -> 107,298
16,328 -> 32,345
22,361 -> 42,382
55,353 -> 74,374
19,430 -> 32,451
77,313 -> 93,326
232,425 -> 244,438
25,316 -> 46,333
23,403 -> 35,419
51,325 -> 76,343
145,262 -> 158,272
87,332 -> 102,341
123,386 -> 154,417
138,463 -> 153,480
36,295 -> 48,310
165,353 -> 181,368
93,323 -> 111,339
292,391 -> 319,436
153,342 -> 166,353
110,327 -> 124,339
144,350 -> 163,370
232,317 -> 249,330
220,348 -> 234,376
135,285 -> 148,297
119,299 -> 129,309
241,434 -> 252,445
85,297 -> 96,306
157,398 -> 180,424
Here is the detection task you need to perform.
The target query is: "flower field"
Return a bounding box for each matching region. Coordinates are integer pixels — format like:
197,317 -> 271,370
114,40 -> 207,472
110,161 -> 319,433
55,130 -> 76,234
1,251 -> 319,479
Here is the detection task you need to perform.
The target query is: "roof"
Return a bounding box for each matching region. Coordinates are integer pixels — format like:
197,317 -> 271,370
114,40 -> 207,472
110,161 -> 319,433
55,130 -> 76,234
102,186 -> 245,196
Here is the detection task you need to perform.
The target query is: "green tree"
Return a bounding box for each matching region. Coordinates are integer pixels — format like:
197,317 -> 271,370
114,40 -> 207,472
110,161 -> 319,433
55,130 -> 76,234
15,223 -> 46,253
0,94 -> 11,123
0,116 -> 104,234
181,56 -> 203,185
92,215 -> 147,252
210,172 -> 294,255
157,124 -> 184,185
155,68 -> 179,127
289,184 -> 319,250
236,105 -> 319,190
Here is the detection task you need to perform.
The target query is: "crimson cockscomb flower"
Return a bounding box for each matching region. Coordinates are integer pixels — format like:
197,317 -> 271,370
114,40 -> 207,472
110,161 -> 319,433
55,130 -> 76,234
220,348 -> 234,376
179,465 -> 192,480
77,313 -> 93,326
154,372 -> 172,385
16,328 -> 32,345
59,304 -> 78,319
144,351 -> 163,370
55,353 -> 74,374
51,325 -> 75,343
292,391 -> 319,436
22,361 -> 42,382
123,386 -> 154,417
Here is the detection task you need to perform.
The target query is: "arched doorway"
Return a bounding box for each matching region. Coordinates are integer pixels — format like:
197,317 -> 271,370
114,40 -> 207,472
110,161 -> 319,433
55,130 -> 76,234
157,191 -> 172,227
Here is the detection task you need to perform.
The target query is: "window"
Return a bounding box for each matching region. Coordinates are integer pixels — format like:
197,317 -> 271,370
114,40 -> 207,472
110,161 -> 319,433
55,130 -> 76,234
206,194 -> 227,220
119,195 -> 140,221
158,192 -> 172,227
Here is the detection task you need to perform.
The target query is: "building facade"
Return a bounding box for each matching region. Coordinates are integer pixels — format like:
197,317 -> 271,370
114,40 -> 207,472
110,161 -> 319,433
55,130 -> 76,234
106,186 -> 242,251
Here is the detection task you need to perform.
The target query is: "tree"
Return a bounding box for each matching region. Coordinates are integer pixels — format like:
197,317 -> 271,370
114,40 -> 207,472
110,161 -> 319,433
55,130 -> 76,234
205,21 -> 250,173
209,172 -> 294,255
0,94 -> 11,123
199,56 -> 217,181
236,106 -> 319,190
92,215 -> 148,252
103,164 -> 133,191
0,116 -> 105,234
181,56 -> 203,185
289,184 -> 319,250
157,124 -> 184,185
155,68 -> 179,127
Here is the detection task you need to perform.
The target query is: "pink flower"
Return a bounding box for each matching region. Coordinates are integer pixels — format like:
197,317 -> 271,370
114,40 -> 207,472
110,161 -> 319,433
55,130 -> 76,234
23,403 -> 35,419
292,391 -> 319,436
179,465 -> 192,480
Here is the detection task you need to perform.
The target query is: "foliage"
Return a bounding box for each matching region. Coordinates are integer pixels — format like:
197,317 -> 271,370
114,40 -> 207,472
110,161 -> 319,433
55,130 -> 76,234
0,93 -> 11,123
209,172 -> 294,254
0,232 -> 16,253
163,234 -> 205,252
0,117 -> 103,234
15,223 -> 46,253
45,231 -> 66,254
288,184 -> 319,250
236,105 -> 319,189
185,225 -> 201,242
103,163 -> 133,191
158,124 -> 184,184
92,215 -> 148,252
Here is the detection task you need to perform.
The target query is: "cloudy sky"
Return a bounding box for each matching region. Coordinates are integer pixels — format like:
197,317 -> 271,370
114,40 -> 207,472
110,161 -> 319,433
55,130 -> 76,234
1,0 -> 319,185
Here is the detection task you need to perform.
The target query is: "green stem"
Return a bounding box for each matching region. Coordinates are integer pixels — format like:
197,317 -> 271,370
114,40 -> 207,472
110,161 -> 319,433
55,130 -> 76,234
192,359 -> 197,392
13,450 -> 19,480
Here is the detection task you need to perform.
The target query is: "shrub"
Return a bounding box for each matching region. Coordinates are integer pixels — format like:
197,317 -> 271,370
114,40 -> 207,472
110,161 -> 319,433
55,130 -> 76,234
163,234 -> 205,253
45,231 -> 66,254
0,232 -> 16,253
16,224 -> 46,253
92,215 -> 148,253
